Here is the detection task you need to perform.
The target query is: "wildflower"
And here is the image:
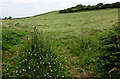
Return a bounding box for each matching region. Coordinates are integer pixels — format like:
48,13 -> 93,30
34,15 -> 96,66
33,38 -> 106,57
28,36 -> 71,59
35,54 -> 37,56
51,70 -> 53,72
62,76 -> 64,77
22,69 -> 25,71
28,66 -> 31,69
26,35 -> 28,38
25,59 -> 27,61
60,63 -> 62,65
44,74 -> 46,76
37,66 -> 39,68
49,65 -> 51,68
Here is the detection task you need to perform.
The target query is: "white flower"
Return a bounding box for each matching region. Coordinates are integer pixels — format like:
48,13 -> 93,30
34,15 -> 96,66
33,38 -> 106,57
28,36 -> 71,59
49,65 -> 51,68
48,62 -> 50,64
22,69 -> 25,71
28,66 -> 31,69
37,66 -> 39,68
51,70 -> 53,72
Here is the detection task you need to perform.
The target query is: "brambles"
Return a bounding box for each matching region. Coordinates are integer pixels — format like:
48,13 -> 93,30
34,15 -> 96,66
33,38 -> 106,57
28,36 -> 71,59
97,23 -> 120,78
3,27 -> 68,78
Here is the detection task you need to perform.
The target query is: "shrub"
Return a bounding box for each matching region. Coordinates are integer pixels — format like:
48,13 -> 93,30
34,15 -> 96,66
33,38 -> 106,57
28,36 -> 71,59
97,23 -> 120,78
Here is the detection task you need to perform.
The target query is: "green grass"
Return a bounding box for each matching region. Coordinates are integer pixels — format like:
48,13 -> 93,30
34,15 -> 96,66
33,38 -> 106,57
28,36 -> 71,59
2,8 -> 118,77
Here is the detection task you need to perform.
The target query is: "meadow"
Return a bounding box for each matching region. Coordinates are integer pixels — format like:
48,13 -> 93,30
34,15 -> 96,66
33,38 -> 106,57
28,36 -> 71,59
2,8 -> 119,77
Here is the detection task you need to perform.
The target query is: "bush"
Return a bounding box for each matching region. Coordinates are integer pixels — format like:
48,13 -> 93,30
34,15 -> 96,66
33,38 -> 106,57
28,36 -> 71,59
97,23 -> 120,78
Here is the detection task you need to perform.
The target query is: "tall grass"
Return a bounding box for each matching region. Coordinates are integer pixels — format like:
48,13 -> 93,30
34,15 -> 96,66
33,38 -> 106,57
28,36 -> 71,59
68,28 -> 100,75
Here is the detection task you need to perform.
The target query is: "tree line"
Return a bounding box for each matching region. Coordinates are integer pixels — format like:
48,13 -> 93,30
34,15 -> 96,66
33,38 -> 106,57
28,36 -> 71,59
4,16 -> 12,19
59,2 -> 120,13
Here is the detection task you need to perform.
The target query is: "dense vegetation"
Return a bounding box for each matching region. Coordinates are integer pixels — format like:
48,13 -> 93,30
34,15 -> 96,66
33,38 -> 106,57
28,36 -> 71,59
3,27 -> 68,78
2,8 -> 119,78
59,2 -> 120,13
97,23 -> 120,78
68,22 -> 120,78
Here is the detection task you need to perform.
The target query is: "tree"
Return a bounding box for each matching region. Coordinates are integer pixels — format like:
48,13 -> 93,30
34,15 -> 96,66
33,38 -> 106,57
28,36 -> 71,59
7,16 -> 12,19
4,17 -> 7,19
96,3 -> 104,6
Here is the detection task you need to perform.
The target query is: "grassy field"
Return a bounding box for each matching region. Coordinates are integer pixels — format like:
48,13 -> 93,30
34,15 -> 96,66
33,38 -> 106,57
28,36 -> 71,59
2,8 -> 118,77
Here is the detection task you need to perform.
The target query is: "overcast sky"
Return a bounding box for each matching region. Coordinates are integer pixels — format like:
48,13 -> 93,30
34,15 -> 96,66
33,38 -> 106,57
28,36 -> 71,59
0,0 -> 119,18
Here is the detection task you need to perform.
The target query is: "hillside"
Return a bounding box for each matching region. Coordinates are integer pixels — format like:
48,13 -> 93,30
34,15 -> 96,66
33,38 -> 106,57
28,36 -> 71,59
3,9 -> 118,33
2,8 -> 119,78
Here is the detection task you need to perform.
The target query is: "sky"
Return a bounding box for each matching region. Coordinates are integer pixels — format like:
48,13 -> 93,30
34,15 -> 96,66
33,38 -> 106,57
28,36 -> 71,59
0,0 -> 119,18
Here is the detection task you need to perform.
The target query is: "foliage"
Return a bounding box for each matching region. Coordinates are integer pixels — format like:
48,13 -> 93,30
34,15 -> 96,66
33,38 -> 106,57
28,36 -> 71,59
4,16 -> 12,19
97,23 -> 120,78
2,27 -> 68,78
2,29 -> 27,51
59,2 -> 120,13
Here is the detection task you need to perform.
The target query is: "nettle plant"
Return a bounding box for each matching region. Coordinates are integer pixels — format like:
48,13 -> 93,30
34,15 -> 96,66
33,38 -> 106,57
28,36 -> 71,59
3,27 -> 68,78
